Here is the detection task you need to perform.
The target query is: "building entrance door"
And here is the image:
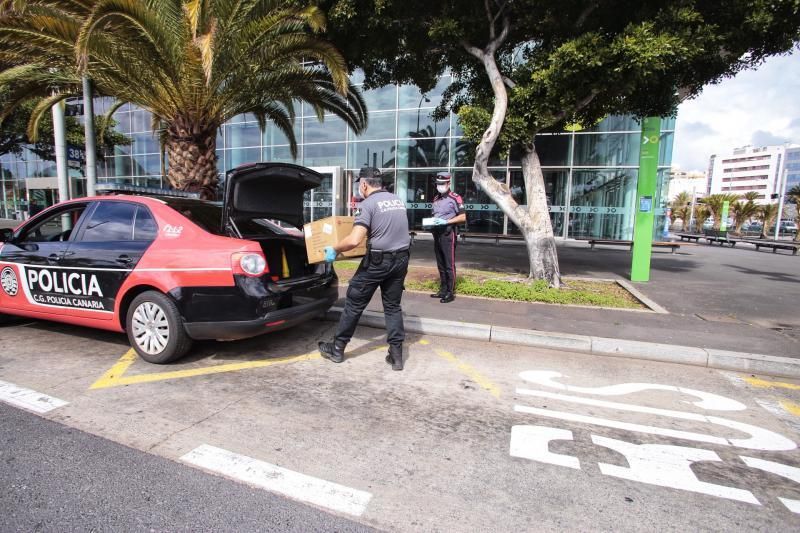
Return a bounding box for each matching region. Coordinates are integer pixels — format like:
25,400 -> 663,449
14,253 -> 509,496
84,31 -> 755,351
304,166 -> 344,222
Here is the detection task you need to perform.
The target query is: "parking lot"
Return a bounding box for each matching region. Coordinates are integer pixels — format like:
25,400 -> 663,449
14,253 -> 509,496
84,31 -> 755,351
2,317 -> 800,531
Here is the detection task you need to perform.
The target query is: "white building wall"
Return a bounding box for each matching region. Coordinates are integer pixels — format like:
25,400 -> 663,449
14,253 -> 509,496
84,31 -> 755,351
708,144 -> 799,204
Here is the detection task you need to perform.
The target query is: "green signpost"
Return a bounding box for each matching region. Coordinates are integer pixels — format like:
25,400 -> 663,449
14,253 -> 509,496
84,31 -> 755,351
630,117 -> 661,282
720,201 -> 730,231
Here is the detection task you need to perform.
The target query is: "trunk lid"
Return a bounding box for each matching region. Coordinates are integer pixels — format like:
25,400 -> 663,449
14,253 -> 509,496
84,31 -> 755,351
222,162 -> 322,231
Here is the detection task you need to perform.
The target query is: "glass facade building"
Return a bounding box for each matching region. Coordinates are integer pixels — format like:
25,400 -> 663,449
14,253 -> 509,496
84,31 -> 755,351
1,72 -> 675,240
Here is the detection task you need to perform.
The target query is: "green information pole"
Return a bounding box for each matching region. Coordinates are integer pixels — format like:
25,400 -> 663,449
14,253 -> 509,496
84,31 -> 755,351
719,201 -> 730,231
631,117 -> 661,282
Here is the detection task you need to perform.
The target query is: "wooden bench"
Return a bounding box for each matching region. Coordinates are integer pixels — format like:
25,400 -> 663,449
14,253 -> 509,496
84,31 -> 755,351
676,233 -> 702,243
459,232 -> 525,245
702,229 -> 738,247
586,239 -> 681,253
744,240 -> 799,255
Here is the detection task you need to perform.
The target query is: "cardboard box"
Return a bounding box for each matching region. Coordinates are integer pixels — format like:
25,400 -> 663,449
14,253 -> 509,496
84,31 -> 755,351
303,216 -> 367,264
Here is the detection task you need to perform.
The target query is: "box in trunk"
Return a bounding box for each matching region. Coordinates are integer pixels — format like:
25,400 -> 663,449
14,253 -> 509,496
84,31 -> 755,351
303,216 -> 366,264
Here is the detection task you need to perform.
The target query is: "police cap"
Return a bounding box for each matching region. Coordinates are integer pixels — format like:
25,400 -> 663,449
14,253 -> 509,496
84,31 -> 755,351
435,171 -> 451,184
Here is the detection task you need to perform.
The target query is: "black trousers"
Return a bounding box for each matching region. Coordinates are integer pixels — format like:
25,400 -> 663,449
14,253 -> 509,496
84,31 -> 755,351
334,251 -> 409,347
433,227 -> 457,294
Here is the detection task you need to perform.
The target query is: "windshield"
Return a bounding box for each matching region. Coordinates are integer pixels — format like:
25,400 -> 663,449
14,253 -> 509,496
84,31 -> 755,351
161,197 -> 295,237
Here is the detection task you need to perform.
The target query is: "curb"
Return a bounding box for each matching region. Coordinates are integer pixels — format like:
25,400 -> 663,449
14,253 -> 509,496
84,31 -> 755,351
324,307 -> 800,379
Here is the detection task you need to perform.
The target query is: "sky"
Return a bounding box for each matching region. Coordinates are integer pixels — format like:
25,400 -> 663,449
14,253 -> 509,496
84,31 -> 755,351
672,51 -> 800,173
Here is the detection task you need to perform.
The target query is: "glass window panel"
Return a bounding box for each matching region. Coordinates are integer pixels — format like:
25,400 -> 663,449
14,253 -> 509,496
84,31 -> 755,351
82,201 -> 137,242
131,133 -> 160,155
134,206 -> 158,241
130,110 -> 152,133
112,111 -> 131,134
112,153 -> 132,177
264,120 -> 299,146
303,117 -> 346,143
347,140 -> 396,169
131,154 -> 162,176
397,76 -> 450,109
450,139 -> 505,167
568,169 -> 637,240
264,145 -> 299,164
658,132 -> 674,167
226,147 -> 262,169
397,110 -> 450,139
661,116 -> 677,131
573,133 -> 640,167
362,85 -> 397,111
226,122 -> 262,148
533,134 -> 572,166
348,111 -> 396,140
397,138 -> 450,168
302,143 -> 346,167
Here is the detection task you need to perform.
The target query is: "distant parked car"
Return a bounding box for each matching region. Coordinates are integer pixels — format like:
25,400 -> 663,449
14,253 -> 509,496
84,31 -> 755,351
779,220 -> 798,235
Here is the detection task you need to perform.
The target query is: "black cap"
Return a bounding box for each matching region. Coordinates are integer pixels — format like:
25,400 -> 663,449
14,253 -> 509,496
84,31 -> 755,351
358,166 -> 382,180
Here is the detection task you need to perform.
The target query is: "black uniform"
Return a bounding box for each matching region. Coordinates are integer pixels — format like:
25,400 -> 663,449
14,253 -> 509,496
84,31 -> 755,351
333,189 -> 410,350
431,191 -> 464,297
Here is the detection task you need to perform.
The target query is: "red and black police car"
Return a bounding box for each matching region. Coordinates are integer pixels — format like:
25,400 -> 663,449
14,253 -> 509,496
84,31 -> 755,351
0,163 -> 338,363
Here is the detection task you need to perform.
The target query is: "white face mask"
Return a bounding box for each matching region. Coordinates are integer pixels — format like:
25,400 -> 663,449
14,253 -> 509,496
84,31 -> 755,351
436,184 -> 448,194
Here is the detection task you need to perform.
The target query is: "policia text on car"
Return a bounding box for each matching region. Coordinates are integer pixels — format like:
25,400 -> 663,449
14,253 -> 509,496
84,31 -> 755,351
318,167 -> 411,371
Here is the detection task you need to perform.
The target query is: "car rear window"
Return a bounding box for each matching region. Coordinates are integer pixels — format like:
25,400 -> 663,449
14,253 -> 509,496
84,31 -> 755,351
161,198 -> 293,237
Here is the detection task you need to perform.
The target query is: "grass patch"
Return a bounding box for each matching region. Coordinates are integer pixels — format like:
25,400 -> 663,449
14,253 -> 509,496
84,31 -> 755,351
333,260 -> 644,309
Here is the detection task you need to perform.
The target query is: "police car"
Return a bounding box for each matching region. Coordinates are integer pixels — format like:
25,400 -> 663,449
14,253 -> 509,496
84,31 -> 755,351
0,163 -> 338,363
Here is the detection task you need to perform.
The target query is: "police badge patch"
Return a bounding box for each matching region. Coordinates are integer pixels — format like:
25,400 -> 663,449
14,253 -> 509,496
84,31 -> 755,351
1,267 -> 18,296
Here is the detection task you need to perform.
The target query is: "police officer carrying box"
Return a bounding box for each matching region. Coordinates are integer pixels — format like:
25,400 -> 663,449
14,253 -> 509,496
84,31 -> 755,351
429,172 -> 466,303
318,167 -> 411,371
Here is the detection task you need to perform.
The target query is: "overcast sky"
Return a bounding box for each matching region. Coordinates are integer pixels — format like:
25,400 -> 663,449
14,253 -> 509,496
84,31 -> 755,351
672,51 -> 800,173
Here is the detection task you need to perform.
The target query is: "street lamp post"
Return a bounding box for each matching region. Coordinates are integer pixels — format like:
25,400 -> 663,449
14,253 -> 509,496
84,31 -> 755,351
416,95 -> 430,133
774,168 -> 788,240
688,186 -> 697,232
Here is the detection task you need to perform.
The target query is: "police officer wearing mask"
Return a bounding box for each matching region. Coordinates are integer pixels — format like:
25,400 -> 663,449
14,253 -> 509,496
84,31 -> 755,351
318,167 -> 411,371
429,172 -> 466,303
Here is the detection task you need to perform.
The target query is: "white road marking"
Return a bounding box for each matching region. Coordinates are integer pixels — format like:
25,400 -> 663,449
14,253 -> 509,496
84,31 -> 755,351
519,371 -> 747,411
593,436 -> 760,505
516,388 -> 796,451
509,426 -> 580,469
0,380 -> 68,414
740,456 -> 800,514
180,444 -> 372,517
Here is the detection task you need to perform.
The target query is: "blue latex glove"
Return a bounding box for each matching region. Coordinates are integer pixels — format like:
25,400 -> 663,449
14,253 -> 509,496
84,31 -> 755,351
433,217 -> 448,226
323,246 -> 337,263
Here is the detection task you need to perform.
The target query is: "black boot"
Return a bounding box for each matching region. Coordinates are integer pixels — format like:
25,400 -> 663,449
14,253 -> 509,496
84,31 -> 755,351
385,344 -> 403,371
318,340 -> 346,363
440,293 -> 455,303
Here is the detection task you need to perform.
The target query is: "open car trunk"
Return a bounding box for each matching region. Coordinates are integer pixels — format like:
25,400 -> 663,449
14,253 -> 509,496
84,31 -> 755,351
252,234 -> 322,281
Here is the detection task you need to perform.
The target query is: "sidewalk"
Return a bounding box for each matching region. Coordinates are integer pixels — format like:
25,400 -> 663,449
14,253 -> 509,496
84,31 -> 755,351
336,235 -> 800,358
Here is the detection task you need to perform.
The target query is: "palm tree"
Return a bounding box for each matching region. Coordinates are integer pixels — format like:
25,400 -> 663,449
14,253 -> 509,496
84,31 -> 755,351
700,193 -> 741,231
788,185 -> 800,242
670,191 -> 691,230
694,204 -> 711,232
757,203 -> 779,240
0,1 -> 366,198
731,191 -> 761,235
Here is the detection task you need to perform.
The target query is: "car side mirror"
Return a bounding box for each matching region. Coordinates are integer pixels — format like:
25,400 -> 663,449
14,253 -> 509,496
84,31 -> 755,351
0,228 -> 12,242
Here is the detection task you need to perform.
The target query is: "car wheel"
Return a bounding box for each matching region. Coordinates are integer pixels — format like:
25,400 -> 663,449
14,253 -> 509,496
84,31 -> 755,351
126,291 -> 192,364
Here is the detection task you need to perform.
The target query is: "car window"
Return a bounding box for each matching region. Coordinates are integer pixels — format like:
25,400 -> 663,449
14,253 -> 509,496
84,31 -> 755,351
133,206 -> 158,241
81,202 -> 137,242
19,205 -> 88,243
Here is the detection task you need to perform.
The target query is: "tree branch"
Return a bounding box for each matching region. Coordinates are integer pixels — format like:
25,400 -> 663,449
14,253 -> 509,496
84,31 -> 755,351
502,75 -> 516,89
551,89 -> 600,124
576,2 -> 598,28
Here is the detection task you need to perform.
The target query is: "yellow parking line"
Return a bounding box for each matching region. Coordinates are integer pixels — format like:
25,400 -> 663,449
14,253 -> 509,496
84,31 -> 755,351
434,348 -> 501,398
90,350 -> 320,390
780,400 -> 800,417
744,376 -> 800,391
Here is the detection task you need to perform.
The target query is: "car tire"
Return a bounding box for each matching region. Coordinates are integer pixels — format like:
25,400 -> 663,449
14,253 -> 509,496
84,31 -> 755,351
126,291 -> 192,364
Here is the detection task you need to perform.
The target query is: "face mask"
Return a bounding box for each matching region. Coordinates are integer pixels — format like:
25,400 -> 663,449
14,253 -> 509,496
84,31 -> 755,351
354,182 -> 364,200
436,184 -> 448,194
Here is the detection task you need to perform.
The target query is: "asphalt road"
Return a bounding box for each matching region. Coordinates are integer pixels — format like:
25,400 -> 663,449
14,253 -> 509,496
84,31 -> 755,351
0,402 -> 373,532
2,319 -> 800,531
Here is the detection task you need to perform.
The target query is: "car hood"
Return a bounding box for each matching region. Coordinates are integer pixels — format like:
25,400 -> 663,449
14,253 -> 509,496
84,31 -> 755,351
223,163 -> 322,230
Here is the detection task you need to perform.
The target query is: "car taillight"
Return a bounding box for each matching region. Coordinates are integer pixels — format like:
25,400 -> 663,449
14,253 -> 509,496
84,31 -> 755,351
231,252 -> 267,277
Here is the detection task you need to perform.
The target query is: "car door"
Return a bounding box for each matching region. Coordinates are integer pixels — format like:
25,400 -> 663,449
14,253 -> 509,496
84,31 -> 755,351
59,200 -> 158,314
0,203 -> 91,313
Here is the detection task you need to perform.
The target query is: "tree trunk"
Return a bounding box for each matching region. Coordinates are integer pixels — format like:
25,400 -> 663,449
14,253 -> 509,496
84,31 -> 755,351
520,142 -> 561,286
165,118 -> 219,200
462,21 -> 562,287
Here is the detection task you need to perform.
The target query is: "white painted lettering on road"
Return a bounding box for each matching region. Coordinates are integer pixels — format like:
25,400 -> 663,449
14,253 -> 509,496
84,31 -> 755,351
519,371 -> 747,411
181,444 -> 372,517
593,436 -> 760,505
509,426 -> 580,469
0,379 -> 68,414
740,456 -> 800,514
